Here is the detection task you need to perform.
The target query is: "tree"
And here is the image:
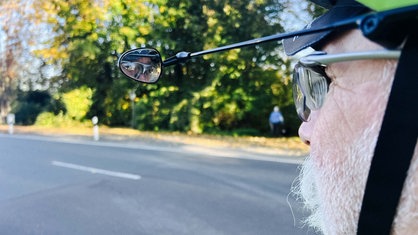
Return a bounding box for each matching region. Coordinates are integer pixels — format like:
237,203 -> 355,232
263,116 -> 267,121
0,0 -> 60,123
144,0 -> 290,134
11,89 -> 65,125
33,0 -> 163,125
0,1 -> 27,123
29,0 -> 324,136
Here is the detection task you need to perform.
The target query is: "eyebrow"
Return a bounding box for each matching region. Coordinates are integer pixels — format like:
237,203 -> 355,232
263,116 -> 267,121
299,50 -> 401,66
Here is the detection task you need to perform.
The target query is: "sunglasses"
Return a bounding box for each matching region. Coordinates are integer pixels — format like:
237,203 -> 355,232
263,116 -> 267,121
293,50 -> 401,122
120,61 -> 154,80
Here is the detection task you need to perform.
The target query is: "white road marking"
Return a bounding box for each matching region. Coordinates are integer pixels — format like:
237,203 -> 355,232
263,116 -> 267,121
51,161 -> 141,180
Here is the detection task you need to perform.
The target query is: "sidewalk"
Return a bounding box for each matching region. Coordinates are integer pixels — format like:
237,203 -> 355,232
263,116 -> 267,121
0,125 -> 309,163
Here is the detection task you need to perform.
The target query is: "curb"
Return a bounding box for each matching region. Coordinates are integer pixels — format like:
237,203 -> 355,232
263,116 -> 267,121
0,132 -> 307,164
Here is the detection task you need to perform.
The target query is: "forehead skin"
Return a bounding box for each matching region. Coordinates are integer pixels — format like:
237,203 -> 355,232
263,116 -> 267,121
322,29 -> 383,53
138,57 -> 151,63
322,30 -> 389,98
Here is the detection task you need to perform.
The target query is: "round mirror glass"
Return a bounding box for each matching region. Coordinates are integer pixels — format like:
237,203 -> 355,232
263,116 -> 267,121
118,48 -> 162,83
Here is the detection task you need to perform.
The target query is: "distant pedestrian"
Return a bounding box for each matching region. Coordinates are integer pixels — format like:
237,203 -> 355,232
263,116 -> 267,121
269,106 -> 284,136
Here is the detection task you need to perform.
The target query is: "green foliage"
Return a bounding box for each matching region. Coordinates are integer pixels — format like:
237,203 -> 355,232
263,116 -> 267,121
32,0 -> 317,136
35,112 -> 89,127
34,87 -> 94,127
11,90 -> 65,125
12,102 -> 43,125
61,86 -> 93,121
231,128 -> 261,137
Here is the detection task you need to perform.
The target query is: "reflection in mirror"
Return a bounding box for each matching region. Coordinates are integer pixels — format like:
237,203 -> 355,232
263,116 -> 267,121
118,48 -> 162,83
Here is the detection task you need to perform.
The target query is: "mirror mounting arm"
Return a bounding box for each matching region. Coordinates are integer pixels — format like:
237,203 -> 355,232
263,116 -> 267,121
162,51 -> 191,67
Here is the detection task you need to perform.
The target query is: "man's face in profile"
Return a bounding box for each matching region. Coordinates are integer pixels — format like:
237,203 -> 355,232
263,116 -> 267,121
120,56 -> 153,82
136,57 -> 152,82
294,30 -> 418,234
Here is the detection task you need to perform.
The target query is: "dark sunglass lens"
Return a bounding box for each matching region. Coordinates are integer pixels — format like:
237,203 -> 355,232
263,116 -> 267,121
136,63 -> 145,74
292,67 -> 311,122
297,66 -> 328,111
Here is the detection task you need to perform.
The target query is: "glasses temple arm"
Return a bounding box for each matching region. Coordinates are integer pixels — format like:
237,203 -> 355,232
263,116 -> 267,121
300,50 -> 401,66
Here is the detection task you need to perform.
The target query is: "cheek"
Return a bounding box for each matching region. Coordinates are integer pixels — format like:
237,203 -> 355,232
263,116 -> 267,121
332,80 -> 386,129
310,78 -> 390,168
307,60 -> 396,171
321,61 -> 395,135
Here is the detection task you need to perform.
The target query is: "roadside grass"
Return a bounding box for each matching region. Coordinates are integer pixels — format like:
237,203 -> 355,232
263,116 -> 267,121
0,124 -> 309,156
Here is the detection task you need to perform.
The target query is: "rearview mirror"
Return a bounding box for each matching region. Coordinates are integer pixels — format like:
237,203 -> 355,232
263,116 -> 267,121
118,48 -> 162,83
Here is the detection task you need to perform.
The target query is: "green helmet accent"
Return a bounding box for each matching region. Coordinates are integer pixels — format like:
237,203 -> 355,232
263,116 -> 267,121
357,0 -> 418,11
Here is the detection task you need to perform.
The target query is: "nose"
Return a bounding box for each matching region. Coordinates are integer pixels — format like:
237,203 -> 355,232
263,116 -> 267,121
298,111 -> 319,146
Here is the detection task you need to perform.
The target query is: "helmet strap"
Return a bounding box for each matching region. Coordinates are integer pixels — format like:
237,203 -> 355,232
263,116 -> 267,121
357,30 -> 418,234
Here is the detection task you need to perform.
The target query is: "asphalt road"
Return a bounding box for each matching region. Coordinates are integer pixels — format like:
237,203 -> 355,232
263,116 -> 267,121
0,134 -> 317,235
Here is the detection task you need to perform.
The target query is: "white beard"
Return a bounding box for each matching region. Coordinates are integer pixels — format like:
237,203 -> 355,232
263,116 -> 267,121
294,124 -> 378,234
294,124 -> 418,235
